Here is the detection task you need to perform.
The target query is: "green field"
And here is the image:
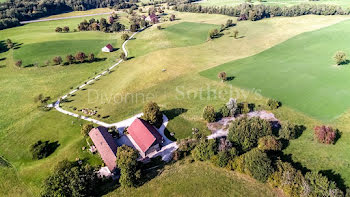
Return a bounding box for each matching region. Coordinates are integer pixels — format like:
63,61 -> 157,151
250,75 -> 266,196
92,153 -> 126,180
0,12 -> 128,196
107,161 -> 280,197
197,0 -> 350,8
2,8 -> 350,196
201,19 -> 350,120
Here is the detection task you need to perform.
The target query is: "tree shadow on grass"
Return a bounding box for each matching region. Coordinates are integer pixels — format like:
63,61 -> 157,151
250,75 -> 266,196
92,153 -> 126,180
0,57 -> 6,61
46,141 -> 60,156
226,76 -> 235,81
0,65 -> 5,68
163,108 -> 188,121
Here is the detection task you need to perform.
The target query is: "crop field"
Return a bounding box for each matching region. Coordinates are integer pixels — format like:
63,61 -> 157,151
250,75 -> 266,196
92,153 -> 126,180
201,19 -> 350,120
197,0 -> 350,8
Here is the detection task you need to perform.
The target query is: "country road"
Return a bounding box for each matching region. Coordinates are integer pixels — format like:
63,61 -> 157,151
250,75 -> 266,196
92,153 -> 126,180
20,12 -> 114,24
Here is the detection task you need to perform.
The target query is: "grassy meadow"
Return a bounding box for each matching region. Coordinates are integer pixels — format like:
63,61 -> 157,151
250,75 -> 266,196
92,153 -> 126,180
107,161 -> 282,197
201,19 -> 350,120
0,12 -> 129,196
2,7 -> 350,196
197,0 -> 350,8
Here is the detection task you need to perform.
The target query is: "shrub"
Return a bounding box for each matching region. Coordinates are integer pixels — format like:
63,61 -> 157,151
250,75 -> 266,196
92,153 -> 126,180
192,139 -> 217,161
334,51 -> 347,65
267,98 -> 280,110
242,149 -> 273,182
55,27 -> 62,32
213,151 -> 230,167
53,56 -> 63,65
142,101 -> 163,127
120,52 -> 127,61
218,104 -> 230,118
225,19 -> 234,28
66,54 -> 75,64
305,171 -> 343,197
233,30 -> 239,39
75,52 -> 86,63
170,14 -> 176,21
157,25 -> 161,30
314,125 -> 338,144
30,140 -> 55,160
228,117 -> 272,152
203,105 -> 216,122
258,136 -> 282,151
88,53 -> 95,62
208,28 -> 219,39
15,60 -> 22,67
279,122 -> 301,140
268,160 -> 306,197
217,71 -> 227,82
81,124 -> 94,136
63,26 -> 69,32
226,98 -> 238,116
121,33 -> 130,41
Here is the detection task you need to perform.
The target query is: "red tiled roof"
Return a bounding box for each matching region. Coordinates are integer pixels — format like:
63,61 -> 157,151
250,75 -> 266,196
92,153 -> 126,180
89,127 -> 118,171
128,118 -> 163,153
106,44 -> 113,51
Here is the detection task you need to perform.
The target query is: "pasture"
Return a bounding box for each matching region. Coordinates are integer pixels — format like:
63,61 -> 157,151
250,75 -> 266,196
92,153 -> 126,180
200,19 -> 350,120
197,0 -> 350,8
107,161 -> 280,197
2,8 -> 350,196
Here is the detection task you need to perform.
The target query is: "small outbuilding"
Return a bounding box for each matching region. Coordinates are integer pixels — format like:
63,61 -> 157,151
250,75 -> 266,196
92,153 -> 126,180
102,44 -> 114,52
128,118 -> 163,158
89,126 -> 118,172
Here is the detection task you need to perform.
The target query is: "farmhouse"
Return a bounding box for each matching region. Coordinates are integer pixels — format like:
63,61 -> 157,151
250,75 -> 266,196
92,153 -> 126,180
89,126 -> 118,172
145,13 -> 159,24
102,44 -> 114,52
128,118 -> 163,158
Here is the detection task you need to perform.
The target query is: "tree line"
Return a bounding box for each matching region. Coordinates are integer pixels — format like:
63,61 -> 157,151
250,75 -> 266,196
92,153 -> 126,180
173,3 -> 349,21
0,0 -> 138,30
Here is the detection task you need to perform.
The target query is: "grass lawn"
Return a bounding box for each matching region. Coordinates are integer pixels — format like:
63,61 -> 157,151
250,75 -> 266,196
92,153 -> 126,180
197,0 -> 350,8
200,19 -> 350,121
107,161 -> 281,197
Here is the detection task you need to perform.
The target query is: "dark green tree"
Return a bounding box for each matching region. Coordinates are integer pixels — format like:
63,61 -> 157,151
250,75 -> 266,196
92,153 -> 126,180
116,145 -> 139,188
228,117 -> 272,151
142,101 -> 163,126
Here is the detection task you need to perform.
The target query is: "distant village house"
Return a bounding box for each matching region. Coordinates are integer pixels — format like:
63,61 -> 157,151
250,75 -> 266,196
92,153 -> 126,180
102,44 -> 114,52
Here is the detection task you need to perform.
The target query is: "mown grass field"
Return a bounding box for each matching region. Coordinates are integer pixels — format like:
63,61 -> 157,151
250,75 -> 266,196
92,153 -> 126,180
2,8 -> 350,196
107,161 -> 282,197
197,0 -> 350,8
201,19 -> 350,120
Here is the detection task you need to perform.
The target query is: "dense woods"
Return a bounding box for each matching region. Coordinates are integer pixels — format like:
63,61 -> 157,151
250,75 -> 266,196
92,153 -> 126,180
0,0 -> 138,30
173,3 -> 349,21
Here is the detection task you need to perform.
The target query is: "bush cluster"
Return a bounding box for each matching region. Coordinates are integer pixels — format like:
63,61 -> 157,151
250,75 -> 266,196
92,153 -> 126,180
228,116 -> 272,152
269,160 -> 344,197
314,125 -> 338,144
